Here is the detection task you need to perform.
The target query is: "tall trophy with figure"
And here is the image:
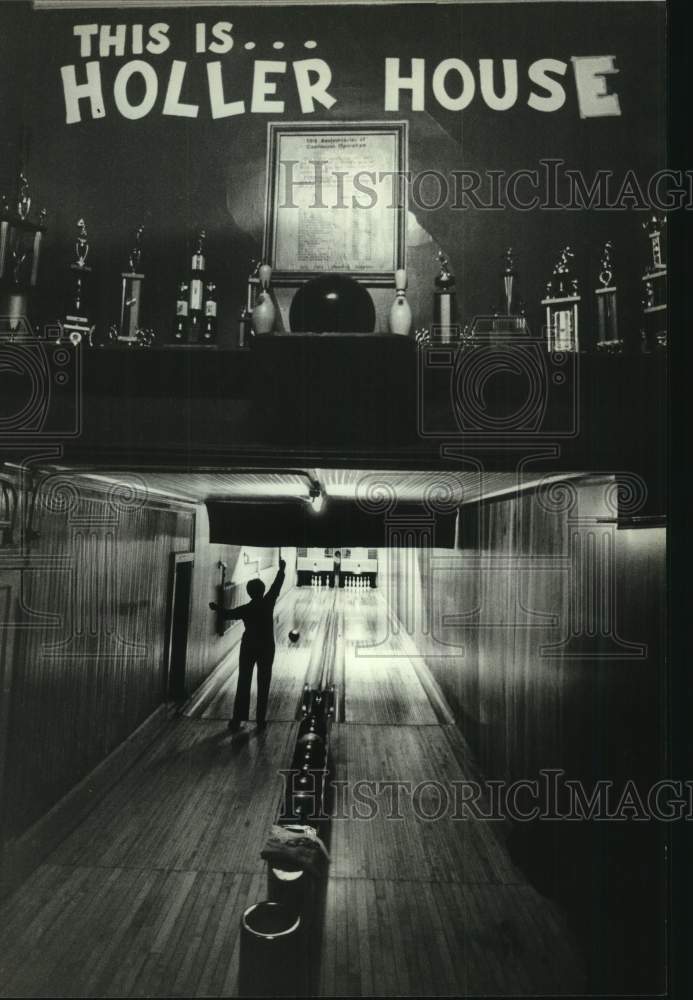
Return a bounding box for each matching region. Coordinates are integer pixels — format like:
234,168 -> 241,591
491,247 -> 526,334
541,246 -> 581,352
0,172 -> 47,337
458,247 -> 528,350
432,251 -> 458,343
59,218 -> 95,346
640,213 -> 667,353
110,224 -> 154,347
595,241 -> 622,354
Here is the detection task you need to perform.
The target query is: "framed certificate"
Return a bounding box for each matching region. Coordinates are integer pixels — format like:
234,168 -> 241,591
263,120 -> 408,285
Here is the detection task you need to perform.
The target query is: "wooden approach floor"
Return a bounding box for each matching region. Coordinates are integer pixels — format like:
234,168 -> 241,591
0,588 -> 585,997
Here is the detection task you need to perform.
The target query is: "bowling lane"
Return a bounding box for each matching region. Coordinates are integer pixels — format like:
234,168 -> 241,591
338,589 -> 439,725
197,587 -> 335,723
0,720 -> 297,1000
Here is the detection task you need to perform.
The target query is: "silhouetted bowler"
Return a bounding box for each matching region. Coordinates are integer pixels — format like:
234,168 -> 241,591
210,558 -> 285,732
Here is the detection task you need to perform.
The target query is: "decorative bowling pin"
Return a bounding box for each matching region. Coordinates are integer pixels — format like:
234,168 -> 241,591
388,268 -> 413,336
251,263 -> 275,335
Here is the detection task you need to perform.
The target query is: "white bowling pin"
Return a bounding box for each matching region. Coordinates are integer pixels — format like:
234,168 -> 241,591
388,268 -> 413,337
251,264 -> 276,335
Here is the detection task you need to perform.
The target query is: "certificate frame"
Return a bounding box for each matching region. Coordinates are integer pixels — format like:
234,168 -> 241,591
263,120 -> 408,286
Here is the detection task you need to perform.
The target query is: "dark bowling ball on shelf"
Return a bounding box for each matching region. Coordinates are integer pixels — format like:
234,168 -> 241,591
289,274 -> 376,333
288,629 -> 300,644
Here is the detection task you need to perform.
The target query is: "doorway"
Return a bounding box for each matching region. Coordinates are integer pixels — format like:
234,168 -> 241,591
166,553 -> 194,703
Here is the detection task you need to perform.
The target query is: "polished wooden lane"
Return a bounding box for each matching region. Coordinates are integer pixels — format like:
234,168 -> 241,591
319,722 -> 584,994
48,720 -> 296,874
318,875 -> 584,998
339,590 -> 439,726
0,864 -> 268,999
0,585 -> 585,997
327,723 -> 518,884
321,588 -> 584,994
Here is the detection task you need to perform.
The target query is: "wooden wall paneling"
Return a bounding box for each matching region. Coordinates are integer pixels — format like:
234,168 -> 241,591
2,487 -> 195,840
383,477 -> 666,993
1,470 -> 297,860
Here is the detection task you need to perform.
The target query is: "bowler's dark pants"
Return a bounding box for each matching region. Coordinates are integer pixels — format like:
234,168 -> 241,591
233,641 -> 275,723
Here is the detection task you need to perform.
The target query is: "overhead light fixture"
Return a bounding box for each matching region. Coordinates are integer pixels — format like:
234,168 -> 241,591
308,480 -> 326,514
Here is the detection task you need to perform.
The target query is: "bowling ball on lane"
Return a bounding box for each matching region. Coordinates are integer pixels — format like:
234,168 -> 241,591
289,274 -> 376,333
297,732 -> 324,747
288,629 -> 300,643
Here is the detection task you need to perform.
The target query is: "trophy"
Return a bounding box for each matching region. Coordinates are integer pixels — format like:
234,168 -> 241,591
0,172 -> 47,336
59,218 -> 95,346
432,251 -> 458,343
111,224 -> 153,346
594,241 -> 622,354
541,246 -> 581,352
491,247 -> 527,333
640,213 -> 667,353
455,248 -> 528,351
239,260 -> 257,348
